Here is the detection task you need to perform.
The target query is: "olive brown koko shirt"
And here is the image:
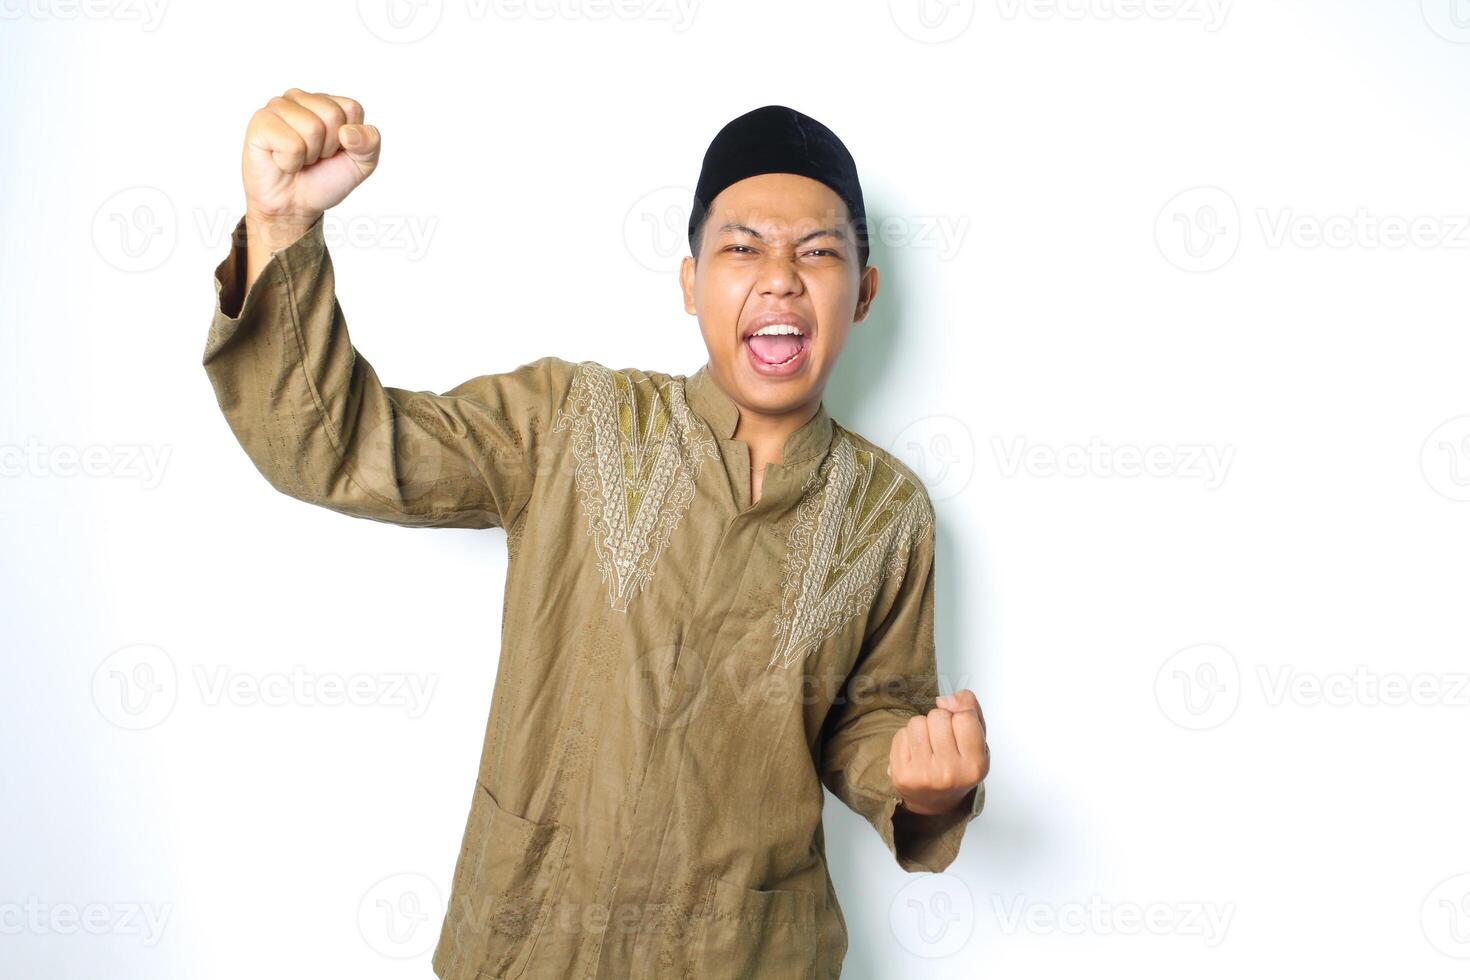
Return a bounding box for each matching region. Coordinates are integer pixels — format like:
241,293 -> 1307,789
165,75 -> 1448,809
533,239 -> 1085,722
202,212 -> 984,979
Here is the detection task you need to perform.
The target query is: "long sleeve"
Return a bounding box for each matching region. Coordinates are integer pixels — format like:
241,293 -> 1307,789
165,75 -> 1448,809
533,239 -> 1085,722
817,509 -> 985,873
202,211 -> 574,530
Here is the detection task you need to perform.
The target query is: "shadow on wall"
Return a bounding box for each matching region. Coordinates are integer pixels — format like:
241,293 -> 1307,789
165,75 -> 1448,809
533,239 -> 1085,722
820,198 -> 1044,978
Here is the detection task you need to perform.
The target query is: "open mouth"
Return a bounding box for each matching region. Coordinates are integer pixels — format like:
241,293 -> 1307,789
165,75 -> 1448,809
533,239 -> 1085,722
745,330 -> 808,368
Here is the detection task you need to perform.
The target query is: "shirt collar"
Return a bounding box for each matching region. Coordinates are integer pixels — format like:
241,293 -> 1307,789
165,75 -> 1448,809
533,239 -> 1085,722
685,361 -> 835,466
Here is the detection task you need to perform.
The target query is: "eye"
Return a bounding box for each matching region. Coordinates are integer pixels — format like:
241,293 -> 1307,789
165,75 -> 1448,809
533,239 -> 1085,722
725,244 -> 756,254
806,249 -> 840,258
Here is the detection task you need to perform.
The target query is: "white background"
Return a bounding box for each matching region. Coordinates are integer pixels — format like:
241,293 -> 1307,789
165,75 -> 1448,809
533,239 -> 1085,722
4,0 -> 1470,977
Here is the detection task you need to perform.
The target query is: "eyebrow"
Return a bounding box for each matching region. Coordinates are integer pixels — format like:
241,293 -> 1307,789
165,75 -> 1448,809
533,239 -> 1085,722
717,223 -> 849,246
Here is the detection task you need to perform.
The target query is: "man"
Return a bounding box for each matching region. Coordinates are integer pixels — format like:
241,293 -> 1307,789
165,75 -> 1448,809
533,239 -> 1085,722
204,90 -> 989,979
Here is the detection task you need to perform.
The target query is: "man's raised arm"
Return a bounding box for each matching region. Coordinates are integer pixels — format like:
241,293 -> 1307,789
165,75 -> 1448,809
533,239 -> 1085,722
203,88 -> 573,530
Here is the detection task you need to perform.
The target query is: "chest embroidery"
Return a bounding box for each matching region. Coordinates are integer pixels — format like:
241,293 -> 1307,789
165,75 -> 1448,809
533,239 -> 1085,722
768,435 -> 935,669
552,362 -> 718,612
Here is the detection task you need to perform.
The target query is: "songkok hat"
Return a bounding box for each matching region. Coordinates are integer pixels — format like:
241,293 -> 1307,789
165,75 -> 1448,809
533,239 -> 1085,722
688,105 -> 869,267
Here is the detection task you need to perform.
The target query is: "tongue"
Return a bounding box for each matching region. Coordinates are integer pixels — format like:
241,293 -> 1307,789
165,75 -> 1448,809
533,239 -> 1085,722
748,334 -> 803,364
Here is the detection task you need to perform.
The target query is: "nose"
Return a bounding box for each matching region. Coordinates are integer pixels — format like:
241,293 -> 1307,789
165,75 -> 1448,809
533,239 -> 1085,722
755,253 -> 803,298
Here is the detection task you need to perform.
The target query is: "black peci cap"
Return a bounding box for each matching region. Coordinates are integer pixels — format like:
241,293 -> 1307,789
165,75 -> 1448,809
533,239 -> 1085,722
688,105 -> 869,267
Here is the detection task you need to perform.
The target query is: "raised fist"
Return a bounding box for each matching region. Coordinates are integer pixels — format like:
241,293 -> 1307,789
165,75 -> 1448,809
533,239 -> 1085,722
241,87 -> 381,226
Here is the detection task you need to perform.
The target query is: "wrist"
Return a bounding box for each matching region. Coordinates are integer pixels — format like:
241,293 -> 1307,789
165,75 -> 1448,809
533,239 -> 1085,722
896,786 -> 969,817
244,206 -> 318,252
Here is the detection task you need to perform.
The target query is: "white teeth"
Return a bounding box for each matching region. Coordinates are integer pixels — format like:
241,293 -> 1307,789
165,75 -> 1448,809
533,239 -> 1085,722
750,323 -> 805,337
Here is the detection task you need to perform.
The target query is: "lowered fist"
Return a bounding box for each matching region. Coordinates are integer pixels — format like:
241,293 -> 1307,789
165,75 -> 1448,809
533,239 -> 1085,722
887,688 -> 989,817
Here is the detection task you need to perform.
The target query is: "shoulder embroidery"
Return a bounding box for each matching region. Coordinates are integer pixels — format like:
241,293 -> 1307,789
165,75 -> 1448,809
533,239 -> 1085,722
768,434 -> 934,669
551,362 -> 718,612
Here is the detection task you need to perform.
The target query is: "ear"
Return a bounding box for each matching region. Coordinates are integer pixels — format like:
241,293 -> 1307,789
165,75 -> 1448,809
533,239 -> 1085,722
852,263 -> 880,323
680,254 -> 698,315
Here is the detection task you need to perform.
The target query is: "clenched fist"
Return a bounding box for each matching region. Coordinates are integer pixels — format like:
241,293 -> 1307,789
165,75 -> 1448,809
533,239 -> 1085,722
239,88 -> 381,292
887,689 -> 989,817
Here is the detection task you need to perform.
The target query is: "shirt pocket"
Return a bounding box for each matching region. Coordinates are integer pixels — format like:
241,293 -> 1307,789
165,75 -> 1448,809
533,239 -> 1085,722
440,782 -> 570,980
690,874 -> 818,980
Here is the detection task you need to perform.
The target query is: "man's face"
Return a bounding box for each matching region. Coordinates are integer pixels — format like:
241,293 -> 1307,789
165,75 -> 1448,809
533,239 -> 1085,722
680,172 -> 879,422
